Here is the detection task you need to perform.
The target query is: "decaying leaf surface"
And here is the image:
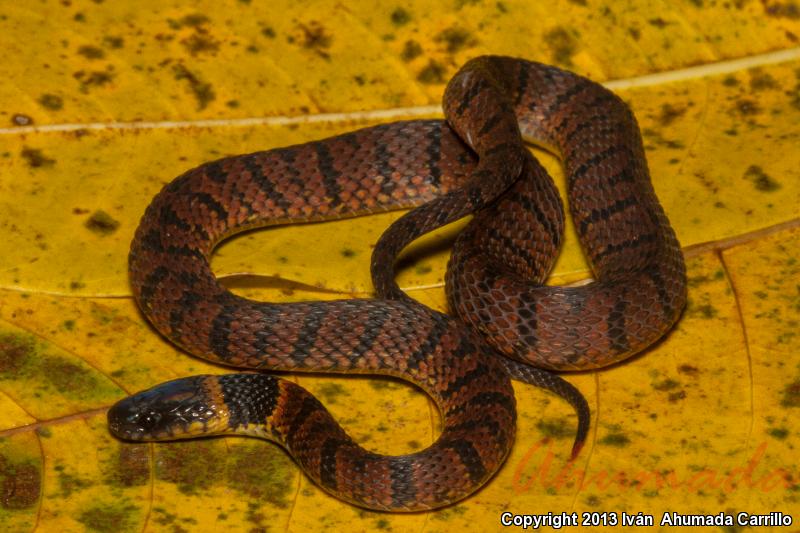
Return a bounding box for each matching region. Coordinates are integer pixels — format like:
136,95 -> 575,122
0,1 -> 798,532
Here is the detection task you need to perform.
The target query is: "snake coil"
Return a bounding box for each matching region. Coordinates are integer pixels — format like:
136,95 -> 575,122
108,57 -> 686,511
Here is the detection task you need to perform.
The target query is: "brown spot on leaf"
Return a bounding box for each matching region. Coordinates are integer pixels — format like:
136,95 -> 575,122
723,75 -> 739,87
44,357 -> 101,394
781,380 -> 800,407
544,27 -> 579,65
12,114 -> 33,126
182,13 -> 210,26
38,93 -> 64,110
390,7 -> 411,25
0,456 -> 40,509
734,99 -> 760,115
74,69 -> 115,93
585,494 -> 602,506
435,26 -> 477,53
85,210 -> 120,235
764,0 -> 800,18
103,35 -> 124,48
0,333 -> 34,373
245,501 -> 266,528
749,70 -> 779,90
768,427 -> 789,439
653,378 -> 680,391
168,13 -> 210,29
668,390 -> 687,402
20,147 -> 55,168
744,165 -> 781,192
77,45 -> 105,59
298,21 -> 332,59
108,444 -> 150,487
172,64 -> 215,110
658,104 -> 686,126
678,364 -> 699,376
401,40 -> 422,61
417,60 -> 446,84
648,17 -> 671,27
182,32 -> 220,56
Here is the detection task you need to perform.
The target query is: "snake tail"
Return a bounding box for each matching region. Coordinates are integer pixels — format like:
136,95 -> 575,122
500,357 -> 589,460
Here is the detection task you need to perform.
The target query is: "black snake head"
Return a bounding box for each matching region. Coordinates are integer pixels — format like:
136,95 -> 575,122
107,375 -> 226,441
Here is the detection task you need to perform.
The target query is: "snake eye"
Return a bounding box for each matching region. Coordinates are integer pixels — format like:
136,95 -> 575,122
134,410 -> 162,430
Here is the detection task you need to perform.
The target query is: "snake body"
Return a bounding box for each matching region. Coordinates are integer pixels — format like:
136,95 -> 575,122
107,57 -> 686,511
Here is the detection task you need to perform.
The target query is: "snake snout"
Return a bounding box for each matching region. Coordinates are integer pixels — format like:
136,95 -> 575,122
107,397 -> 161,440
107,376 -> 216,441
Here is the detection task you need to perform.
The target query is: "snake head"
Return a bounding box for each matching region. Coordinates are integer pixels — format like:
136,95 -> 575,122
108,375 -> 228,441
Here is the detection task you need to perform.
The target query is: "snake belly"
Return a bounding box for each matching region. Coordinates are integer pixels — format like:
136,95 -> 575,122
107,56 -> 686,511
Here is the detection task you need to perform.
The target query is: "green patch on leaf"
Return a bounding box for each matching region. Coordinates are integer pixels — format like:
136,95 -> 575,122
316,382 -> 347,404
227,441 -> 295,508
536,418 -> 574,439
599,432 -> 631,447
77,502 -> 139,533
155,440 -> 225,495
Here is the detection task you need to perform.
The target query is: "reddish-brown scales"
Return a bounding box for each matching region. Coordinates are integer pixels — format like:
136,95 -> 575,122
424,57 -> 686,371
118,57 -> 685,511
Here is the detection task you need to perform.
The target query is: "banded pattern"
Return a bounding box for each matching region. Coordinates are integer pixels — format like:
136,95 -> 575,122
373,57 -> 686,370
108,56 -> 685,511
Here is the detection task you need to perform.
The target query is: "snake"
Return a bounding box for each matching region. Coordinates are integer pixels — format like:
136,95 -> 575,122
107,56 -> 687,512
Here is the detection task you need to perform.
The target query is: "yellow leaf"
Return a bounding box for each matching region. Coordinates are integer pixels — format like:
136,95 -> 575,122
1,0 -> 799,530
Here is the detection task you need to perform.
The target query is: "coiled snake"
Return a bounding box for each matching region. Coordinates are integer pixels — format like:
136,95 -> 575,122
107,57 -> 686,511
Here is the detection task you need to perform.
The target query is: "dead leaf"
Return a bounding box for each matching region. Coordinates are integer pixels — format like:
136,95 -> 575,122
0,1 -> 798,530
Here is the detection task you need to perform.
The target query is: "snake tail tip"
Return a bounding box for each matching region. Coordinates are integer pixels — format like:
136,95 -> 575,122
569,439 -> 585,461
